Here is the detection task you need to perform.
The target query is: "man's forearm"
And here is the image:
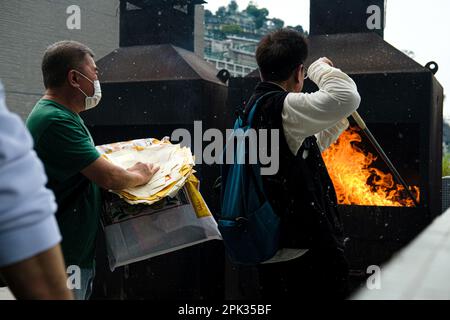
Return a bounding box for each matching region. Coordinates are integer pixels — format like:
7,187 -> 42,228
82,157 -> 148,191
106,165 -> 144,190
0,244 -> 73,300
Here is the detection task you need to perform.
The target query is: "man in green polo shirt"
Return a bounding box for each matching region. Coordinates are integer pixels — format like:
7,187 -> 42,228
26,40 -> 159,300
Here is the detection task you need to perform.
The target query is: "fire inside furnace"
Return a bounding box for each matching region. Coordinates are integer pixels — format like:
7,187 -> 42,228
322,127 -> 420,207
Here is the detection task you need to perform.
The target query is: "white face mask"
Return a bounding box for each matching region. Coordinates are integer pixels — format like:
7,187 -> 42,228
76,71 -> 102,110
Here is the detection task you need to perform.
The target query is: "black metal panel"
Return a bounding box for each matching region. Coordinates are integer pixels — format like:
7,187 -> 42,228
429,75 -> 445,216
84,81 -> 202,127
340,206 -> 430,262
340,205 -> 431,291
119,0 -> 202,50
122,241 -> 225,299
93,233 -> 225,300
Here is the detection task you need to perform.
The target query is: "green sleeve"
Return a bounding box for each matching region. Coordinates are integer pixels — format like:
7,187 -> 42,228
37,119 -> 100,181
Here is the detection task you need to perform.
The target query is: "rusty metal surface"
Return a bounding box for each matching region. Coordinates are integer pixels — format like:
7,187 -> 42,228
305,33 -> 426,74
97,44 -> 223,85
248,33 -> 426,77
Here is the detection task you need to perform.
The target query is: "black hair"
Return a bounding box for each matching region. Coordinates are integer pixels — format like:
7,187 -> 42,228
42,40 -> 94,89
256,28 -> 308,82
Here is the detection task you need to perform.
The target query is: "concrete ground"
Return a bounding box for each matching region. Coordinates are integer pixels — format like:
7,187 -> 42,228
0,287 -> 14,300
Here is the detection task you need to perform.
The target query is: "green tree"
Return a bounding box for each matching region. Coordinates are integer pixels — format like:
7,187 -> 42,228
221,24 -> 243,34
443,154 -> 450,176
444,120 -> 450,146
216,6 -> 227,19
443,120 -> 450,177
227,1 -> 238,14
205,9 -> 213,18
245,4 -> 269,29
271,18 -> 285,29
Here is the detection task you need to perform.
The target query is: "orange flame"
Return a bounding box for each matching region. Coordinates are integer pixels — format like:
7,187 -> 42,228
322,127 -> 420,207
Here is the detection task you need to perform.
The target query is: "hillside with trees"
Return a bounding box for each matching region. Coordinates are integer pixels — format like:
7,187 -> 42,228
205,1 -> 307,39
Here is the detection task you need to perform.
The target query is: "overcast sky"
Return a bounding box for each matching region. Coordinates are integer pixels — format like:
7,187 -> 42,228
204,0 -> 450,119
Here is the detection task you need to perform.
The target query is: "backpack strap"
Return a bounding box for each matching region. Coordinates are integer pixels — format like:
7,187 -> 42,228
221,91 -> 284,213
245,91 -> 282,204
245,91 -> 281,127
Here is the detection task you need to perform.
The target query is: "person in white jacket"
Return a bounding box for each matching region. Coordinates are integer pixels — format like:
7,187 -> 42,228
0,81 -> 72,299
241,29 -> 361,299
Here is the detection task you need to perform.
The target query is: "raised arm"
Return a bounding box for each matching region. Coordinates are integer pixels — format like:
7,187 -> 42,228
282,57 -> 361,155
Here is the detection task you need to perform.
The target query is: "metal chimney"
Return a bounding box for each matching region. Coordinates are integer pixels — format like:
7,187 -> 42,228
119,0 -> 205,52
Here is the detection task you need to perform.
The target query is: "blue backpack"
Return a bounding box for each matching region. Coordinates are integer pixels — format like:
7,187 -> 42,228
219,92 -> 280,265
